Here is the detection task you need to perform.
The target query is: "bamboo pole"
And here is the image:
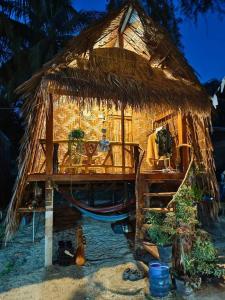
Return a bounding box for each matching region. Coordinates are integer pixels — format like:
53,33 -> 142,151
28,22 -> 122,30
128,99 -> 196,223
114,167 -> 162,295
177,110 -> 189,172
121,104 -> 126,174
46,94 -> 53,175
45,94 -> 54,266
118,30 -> 126,174
45,180 -> 54,266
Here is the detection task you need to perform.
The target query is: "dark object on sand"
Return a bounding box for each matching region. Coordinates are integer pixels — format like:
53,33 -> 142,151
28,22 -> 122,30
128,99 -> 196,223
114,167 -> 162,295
122,267 -> 144,281
57,240 -> 74,266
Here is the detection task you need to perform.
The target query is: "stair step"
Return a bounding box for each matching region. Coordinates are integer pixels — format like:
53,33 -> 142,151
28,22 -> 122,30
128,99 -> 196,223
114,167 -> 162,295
145,180 -> 165,184
143,192 -> 176,197
145,178 -> 182,182
142,207 -> 174,213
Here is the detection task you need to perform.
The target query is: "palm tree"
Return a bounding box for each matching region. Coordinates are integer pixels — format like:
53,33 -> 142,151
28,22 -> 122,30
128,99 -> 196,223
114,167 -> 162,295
180,0 -> 225,18
0,0 -> 100,100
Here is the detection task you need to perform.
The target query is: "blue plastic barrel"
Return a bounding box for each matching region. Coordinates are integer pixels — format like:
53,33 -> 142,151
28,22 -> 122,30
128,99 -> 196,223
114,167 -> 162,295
149,262 -> 170,298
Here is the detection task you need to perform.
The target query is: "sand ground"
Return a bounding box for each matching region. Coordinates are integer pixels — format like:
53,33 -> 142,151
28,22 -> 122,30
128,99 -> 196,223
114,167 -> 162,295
0,216 -> 146,300
1,215 -> 225,300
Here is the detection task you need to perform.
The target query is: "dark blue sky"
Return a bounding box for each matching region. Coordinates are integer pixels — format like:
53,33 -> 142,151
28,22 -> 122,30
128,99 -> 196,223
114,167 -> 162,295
73,0 -> 225,83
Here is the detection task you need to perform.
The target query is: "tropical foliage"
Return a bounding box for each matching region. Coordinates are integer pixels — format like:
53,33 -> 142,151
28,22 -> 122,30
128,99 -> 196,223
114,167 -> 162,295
0,0 -> 102,100
146,211 -> 176,246
1,0 -> 224,102
184,236 -> 225,278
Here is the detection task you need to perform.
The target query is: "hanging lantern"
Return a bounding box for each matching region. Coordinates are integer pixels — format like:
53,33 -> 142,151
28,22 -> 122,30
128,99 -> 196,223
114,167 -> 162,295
98,113 -> 105,120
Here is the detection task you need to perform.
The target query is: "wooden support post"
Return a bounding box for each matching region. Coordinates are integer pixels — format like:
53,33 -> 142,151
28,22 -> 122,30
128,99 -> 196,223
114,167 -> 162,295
135,175 -> 147,249
118,22 -> 126,174
124,181 -> 128,204
177,111 -> 189,172
46,94 -> 54,175
177,111 -> 183,146
119,5 -> 133,34
45,94 -> 54,267
45,180 -> 53,267
121,105 -> 126,174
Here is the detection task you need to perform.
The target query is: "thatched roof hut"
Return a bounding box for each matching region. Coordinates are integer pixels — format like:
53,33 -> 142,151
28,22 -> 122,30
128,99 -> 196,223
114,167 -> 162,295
5,0 -> 218,242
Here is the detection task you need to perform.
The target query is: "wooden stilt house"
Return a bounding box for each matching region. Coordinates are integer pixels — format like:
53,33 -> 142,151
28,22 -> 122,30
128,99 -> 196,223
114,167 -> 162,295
5,1 -> 219,265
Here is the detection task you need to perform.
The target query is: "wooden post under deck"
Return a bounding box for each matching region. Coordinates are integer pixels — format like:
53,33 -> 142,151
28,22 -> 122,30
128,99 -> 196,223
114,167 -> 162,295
45,180 -> 54,267
45,94 -> 54,267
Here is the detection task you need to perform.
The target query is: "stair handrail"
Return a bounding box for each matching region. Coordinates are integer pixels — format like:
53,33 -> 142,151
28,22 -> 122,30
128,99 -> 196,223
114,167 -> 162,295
167,144 -> 193,208
135,146 -> 145,248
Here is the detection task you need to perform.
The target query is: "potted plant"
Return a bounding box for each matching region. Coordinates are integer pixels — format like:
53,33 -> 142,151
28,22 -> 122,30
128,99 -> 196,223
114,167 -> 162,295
68,129 -> 85,162
146,212 -> 176,264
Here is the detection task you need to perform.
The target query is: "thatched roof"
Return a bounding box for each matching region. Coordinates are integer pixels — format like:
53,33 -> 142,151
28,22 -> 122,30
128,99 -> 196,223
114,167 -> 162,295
16,0 -> 211,114
5,0 -> 215,240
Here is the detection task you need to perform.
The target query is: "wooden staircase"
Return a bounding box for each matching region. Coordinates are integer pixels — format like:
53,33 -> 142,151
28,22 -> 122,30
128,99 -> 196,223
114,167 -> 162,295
135,145 -> 193,250
135,175 -> 183,248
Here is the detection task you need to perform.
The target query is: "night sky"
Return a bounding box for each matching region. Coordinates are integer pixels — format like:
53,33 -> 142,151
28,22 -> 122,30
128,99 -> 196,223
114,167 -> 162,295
73,0 -> 225,83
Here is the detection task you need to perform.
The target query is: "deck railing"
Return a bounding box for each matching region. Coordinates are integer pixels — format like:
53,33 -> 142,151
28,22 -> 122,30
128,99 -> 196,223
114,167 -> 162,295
34,139 -> 140,175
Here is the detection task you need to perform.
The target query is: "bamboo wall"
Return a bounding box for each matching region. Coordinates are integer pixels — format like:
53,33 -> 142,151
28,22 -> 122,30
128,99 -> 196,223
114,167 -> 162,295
32,99 -> 181,175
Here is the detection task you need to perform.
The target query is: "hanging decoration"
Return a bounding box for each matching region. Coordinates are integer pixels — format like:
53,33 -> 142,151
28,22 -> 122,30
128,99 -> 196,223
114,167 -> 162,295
99,128 -> 110,152
68,128 -> 85,156
99,129 -> 110,152
98,109 -> 110,152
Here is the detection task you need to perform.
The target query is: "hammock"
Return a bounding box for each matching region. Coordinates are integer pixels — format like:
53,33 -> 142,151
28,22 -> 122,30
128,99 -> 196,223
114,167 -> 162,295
75,206 -> 129,222
58,188 -> 135,213
57,189 -> 129,222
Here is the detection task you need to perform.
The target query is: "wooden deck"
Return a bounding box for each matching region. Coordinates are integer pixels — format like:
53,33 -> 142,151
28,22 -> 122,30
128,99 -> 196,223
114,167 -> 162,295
27,172 -> 184,183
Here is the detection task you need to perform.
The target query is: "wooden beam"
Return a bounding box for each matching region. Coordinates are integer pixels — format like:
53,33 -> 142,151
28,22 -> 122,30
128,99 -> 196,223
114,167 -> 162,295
40,139 -> 138,146
120,6 -> 133,33
177,111 -> 183,145
27,173 -> 136,182
27,172 -> 184,183
45,94 -> 54,267
45,94 -> 54,175
17,208 -> 46,213
118,9 -> 127,174
182,115 -> 189,172
121,105 -> 126,174
177,111 -> 189,172
117,5 -> 133,50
